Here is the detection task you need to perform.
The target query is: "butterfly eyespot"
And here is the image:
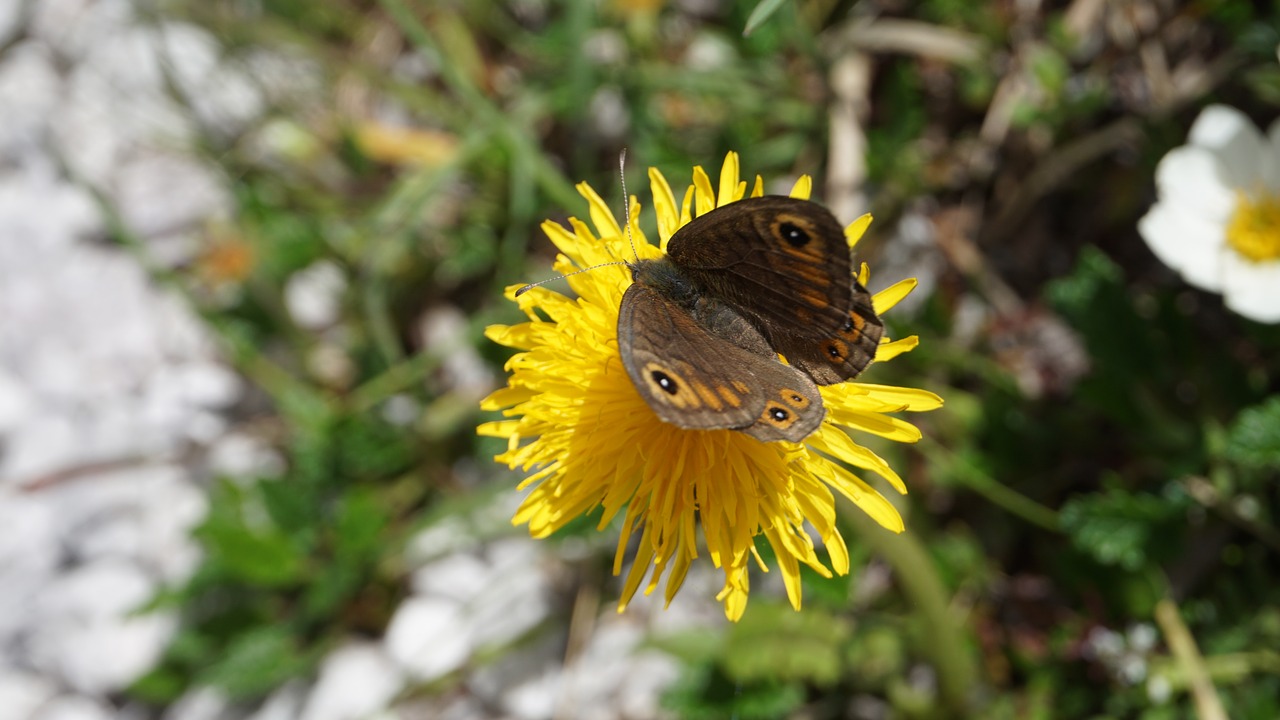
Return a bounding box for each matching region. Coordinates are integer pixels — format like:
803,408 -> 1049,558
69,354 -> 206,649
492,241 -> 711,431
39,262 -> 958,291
825,340 -> 847,360
769,407 -> 790,422
651,370 -> 679,395
778,222 -> 810,247
842,317 -> 855,333
780,389 -> 810,408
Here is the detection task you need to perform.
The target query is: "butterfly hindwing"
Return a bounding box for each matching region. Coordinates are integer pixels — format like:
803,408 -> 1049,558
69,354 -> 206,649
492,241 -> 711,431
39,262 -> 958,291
618,282 -> 826,443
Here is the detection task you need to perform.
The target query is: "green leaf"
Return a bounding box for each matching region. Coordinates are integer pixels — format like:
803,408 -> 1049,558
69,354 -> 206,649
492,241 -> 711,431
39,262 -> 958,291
199,518 -> 307,585
129,665 -> 188,704
200,627 -> 312,700
259,477 -> 319,536
743,0 -> 789,37
646,629 -> 724,666
195,483 -> 309,587
335,488 -> 390,560
1060,487 -> 1182,570
1225,396 -> 1280,469
721,603 -> 851,686
662,665 -> 805,720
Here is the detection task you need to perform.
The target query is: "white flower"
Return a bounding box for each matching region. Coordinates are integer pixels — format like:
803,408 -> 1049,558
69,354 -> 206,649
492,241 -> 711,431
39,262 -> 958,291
1139,105 -> 1280,323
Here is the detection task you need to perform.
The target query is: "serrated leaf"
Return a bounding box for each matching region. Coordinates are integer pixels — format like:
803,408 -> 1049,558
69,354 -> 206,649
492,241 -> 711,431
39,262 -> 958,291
1045,246 -> 1123,318
721,603 -> 851,686
1225,396 -> 1280,469
1060,488 -> 1179,570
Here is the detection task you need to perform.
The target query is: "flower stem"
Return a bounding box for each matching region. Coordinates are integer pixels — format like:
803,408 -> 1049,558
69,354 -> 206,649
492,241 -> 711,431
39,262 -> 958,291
920,438 -> 1061,532
847,509 -> 982,714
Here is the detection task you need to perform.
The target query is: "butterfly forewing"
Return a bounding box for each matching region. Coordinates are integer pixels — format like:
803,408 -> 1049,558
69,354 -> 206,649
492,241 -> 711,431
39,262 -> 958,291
665,196 -> 884,385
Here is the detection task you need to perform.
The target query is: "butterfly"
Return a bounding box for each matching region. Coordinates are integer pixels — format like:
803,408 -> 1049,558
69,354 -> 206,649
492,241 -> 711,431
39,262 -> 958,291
617,195 -> 883,442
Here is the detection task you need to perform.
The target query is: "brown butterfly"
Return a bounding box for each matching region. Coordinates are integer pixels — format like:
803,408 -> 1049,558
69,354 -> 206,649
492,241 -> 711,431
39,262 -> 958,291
617,195 -> 883,442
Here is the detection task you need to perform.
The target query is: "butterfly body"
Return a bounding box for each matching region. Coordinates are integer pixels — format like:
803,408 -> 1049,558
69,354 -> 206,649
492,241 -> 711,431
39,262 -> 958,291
617,195 -> 883,443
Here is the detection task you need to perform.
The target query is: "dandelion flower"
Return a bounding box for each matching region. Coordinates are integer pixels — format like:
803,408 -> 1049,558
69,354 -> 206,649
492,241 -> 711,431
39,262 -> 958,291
1139,104 -> 1280,322
479,153 -> 942,620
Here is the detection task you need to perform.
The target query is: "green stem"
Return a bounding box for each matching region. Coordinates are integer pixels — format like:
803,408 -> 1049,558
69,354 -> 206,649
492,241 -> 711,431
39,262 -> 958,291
919,438 -> 1061,532
1155,598 -> 1228,720
847,511 -> 981,715
348,351 -> 443,414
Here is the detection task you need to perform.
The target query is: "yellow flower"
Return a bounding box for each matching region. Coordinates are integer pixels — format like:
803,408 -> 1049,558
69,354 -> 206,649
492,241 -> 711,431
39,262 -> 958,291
479,152 -> 942,621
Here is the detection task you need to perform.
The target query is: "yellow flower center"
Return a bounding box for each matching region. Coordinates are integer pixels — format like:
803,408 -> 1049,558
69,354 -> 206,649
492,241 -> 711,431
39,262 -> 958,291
1227,191 -> 1280,262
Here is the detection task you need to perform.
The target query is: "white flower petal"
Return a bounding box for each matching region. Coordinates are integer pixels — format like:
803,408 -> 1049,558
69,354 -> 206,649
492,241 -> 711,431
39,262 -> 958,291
1188,104 -> 1267,189
1138,202 -> 1226,291
1153,146 -> 1235,222
1221,253 -> 1280,323
1265,117 -> 1280,193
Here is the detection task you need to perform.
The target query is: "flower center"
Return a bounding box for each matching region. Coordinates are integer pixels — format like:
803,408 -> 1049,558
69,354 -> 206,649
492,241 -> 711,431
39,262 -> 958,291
1227,191 -> 1280,262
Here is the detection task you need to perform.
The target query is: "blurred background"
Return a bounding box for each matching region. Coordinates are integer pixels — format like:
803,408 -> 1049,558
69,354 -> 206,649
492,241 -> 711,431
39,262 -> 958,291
2,0 -> 1279,718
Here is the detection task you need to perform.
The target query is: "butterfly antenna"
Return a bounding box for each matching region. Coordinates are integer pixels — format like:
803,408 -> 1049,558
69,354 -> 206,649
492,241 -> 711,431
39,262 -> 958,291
513,150 -> 638,298
619,148 -> 640,262
513,261 -> 629,297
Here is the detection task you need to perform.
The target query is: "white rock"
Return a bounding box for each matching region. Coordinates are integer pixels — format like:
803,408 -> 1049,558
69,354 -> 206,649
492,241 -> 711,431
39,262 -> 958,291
25,559 -> 176,693
500,665 -> 560,720
0,492 -> 59,644
557,623 -> 638,716
465,539 -> 552,650
285,261 -> 347,329
30,0 -> 133,62
162,687 -> 231,720
468,634 -> 562,720
0,0 -> 23,47
50,464 -> 208,581
409,552 -> 489,602
405,517 -> 477,564
184,409 -> 229,444
0,667 -> 58,720
299,643 -> 403,720
0,369 -> 32,434
562,621 -> 678,720
31,695 -> 114,720
156,22 -> 263,132
384,597 -> 472,681
173,362 -> 243,409
206,432 -> 286,480
0,42 -> 61,164
417,307 -> 494,399
613,652 -> 679,720
247,681 -> 307,720
113,151 -> 232,241
52,45 -> 193,188
0,413 -> 80,485
0,165 -> 101,257
243,49 -> 323,106
380,394 -> 421,427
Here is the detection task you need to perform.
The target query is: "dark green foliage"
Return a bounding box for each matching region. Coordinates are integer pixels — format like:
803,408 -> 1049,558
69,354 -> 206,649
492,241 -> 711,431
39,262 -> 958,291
1225,398 -> 1280,470
1060,486 -> 1189,570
